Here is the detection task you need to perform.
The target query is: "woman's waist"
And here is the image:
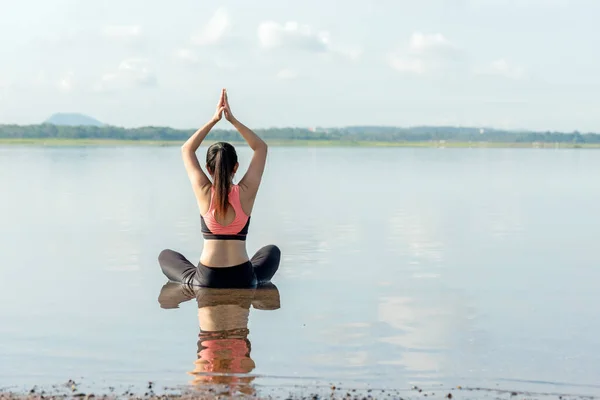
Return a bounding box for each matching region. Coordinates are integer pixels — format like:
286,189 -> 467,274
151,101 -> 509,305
200,241 -> 249,267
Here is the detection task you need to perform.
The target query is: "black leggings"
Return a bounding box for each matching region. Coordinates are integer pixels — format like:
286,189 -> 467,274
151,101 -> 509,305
158,245 -> 281,288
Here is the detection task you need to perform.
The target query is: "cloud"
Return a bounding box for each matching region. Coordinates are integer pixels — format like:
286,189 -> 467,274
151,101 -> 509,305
191,8 -> 231,46
330,45 -> 363,61
174,49 -> 236,71
474,58 -> 526,80
276,69 -> 299,80
57,72 -> 75,92
175,48 -> 199,64
94,58 -> 157,92
388,32 -> 463,75
388,57 -> 425,75
102,25 -> 142,39
258,21 -> 329,52
257,20 -> 361,61
214,57 -> 237,71
408,32 -> 457,56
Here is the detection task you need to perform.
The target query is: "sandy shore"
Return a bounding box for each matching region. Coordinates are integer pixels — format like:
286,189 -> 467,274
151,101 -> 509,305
2,382 -> 598,400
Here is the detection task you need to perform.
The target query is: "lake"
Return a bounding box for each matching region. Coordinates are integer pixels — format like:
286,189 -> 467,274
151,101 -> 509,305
0,145 -> 599,399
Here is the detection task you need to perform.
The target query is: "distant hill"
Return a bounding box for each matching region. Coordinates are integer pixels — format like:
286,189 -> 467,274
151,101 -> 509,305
44,113 -> 105,127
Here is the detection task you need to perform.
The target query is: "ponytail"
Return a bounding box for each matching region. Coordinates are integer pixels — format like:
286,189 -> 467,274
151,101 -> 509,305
206,142 -> 238,219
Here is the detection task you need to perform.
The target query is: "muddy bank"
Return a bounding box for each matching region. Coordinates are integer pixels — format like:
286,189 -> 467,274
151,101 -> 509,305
2,381 -> 599,400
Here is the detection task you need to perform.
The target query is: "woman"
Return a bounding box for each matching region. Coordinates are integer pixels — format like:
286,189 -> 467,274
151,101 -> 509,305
158,89 -> 280,288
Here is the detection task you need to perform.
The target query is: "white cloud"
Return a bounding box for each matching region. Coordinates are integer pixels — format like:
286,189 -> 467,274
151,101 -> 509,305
276,68 -> 299,80
57,72 -> 75,92
257,20 -> 361,61
102,25 -> 142,39
475,58 -> 526,80
174,49 -> 236,71
175,48 -> 199,64
191,8 -> 231,46
409,32 -> 454,54
388,32 -> 462,75
332,45 -> 363,61
388,57 -> 425,75
94,58 -> 157,92
258,21 -> 330,52
214,57 -> 237,71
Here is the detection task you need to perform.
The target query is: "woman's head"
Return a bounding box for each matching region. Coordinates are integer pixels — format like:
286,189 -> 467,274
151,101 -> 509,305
206,142 -> 239,218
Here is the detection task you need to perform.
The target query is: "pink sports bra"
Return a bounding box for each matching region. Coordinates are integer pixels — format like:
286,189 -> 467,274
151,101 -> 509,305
200,185 -> 251,241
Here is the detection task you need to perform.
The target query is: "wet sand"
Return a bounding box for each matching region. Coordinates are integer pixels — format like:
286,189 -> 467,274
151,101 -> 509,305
2,381 -> 599,400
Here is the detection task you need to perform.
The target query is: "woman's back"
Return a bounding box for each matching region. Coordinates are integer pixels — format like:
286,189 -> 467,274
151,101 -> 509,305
199,184 -> 253,267
201,185 -> 250,238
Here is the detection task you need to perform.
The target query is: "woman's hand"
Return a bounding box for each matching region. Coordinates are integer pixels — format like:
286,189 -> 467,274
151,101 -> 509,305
223,89 -> 236,123
211,89 -> 226,123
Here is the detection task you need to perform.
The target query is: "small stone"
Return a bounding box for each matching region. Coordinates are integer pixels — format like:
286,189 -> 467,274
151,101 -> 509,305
511,392 -> 518,397
447,394 -> 453,399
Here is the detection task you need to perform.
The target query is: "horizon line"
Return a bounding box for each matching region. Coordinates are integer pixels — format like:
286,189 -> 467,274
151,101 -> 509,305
1,122 -> 597,135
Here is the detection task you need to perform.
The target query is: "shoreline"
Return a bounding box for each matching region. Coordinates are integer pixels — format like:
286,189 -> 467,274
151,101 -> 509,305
1,138 -> 599,149
2,384 -> 598,400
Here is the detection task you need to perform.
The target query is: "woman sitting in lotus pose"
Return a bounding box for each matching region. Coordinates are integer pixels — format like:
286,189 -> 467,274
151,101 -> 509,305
159,89 -> 280,288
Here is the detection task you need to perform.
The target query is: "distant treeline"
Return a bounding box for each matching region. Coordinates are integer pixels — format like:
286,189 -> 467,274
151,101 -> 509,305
1,124 -> 599,144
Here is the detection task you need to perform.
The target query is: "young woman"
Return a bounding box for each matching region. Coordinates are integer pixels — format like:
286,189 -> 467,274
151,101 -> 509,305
158,89 -> 280,288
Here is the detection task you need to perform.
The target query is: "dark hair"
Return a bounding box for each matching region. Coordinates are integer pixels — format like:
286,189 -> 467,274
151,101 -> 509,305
206,142 -> 238,218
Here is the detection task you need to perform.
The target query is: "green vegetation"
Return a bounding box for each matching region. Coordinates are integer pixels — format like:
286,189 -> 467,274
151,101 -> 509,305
2,138 -> 599,149
1,124 -> 599,148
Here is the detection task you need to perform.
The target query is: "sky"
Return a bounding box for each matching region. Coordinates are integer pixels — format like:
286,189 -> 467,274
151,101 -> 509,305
1,0 -> 599,132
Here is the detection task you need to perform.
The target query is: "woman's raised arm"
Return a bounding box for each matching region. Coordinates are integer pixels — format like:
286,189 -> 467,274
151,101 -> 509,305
181,89 -> 226,195
222,90 -> 268,194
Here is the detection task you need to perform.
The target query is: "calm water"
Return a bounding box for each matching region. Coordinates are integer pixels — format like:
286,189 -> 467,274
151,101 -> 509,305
0,146 -> 599,397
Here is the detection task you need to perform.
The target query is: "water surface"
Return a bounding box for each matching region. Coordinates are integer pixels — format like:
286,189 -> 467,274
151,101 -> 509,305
1,146 -> 599,397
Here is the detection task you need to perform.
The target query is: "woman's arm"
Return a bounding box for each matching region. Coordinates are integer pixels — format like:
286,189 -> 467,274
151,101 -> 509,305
181,90 -> 225,195
223,90 -> 268,193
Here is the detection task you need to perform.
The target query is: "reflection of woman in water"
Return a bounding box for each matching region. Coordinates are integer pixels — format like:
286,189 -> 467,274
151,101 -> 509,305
158,89 -> 280,288
158,282 -> 281,396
